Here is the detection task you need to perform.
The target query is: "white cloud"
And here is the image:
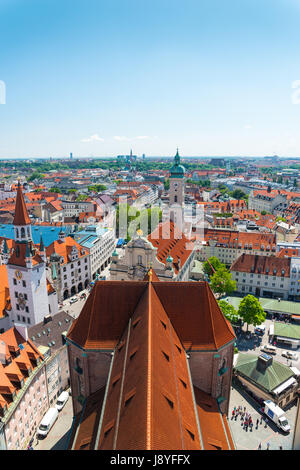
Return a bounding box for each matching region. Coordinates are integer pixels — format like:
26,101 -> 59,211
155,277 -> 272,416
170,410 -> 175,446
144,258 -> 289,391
81,134 -> 104,143
136,135 -> 150,140
244,124 -> 253,130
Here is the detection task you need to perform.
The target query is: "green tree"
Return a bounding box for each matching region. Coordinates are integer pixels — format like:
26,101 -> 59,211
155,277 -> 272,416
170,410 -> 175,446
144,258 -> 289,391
88,184 -> 107,192
230,189 -> 248,200
203,256 -> 224,278
164,179 -> 170,190
49,187 -> 61,193
237,295 -> 266,331
210,267 -> 236,296
218,300 -> 240,324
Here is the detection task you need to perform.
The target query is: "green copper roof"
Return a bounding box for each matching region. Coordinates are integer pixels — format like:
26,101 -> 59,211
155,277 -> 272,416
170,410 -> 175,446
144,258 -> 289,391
166,253 -> 173,262
3,238 -> 8,254
25,242 -> 31,258
274,322 -> 300,340
52,262 -> 57,280
170,149 -> 185,178
235,353 -> 294,393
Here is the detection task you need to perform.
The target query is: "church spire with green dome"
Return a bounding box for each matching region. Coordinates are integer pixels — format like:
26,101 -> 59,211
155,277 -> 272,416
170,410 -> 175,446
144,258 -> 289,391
170,148 -> 185,178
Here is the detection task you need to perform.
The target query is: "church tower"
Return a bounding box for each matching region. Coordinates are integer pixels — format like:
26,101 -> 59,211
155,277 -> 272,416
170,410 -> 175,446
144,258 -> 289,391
169,149 -> 185,223
6,181 -> 50,327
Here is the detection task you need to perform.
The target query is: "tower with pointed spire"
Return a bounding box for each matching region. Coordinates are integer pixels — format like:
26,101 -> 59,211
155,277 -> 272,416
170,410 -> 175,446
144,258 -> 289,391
6,182 -> 56,327
169,149 -> 185,223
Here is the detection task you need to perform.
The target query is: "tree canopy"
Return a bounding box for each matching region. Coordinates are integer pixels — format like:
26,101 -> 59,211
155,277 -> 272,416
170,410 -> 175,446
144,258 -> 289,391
210,267 -> 236,296
237,295 -> 266,331
218,300 -> 240,324
203,256 -> 224,278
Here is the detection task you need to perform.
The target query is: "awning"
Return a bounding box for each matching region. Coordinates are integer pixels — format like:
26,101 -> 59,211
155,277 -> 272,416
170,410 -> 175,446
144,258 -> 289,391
291,367 -> 300,376
276,336 -> 300,344
272,377 -> 297,395
292,315 -> 300,321
269,324 -> 274,336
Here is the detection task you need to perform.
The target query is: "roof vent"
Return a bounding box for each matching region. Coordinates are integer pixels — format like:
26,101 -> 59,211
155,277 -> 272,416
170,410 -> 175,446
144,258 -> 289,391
257,353 -> 273,370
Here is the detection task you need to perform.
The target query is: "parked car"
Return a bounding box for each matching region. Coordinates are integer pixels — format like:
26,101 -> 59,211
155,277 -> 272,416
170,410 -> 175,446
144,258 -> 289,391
255,325 -> 266,335
37,408 -> 59,438
282,351 -> 298,360
56,391 -> 69,411
261,344 -> 277,355
70,297 -> 78,304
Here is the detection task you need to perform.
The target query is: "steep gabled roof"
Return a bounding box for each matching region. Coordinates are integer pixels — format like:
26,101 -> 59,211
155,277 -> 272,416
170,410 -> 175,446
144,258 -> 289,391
67,281 -> 235,352
13,183 -> 31,226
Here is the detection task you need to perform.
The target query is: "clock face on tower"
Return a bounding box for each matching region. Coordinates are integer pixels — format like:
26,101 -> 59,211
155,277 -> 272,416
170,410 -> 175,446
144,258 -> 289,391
15,270 -> 22,280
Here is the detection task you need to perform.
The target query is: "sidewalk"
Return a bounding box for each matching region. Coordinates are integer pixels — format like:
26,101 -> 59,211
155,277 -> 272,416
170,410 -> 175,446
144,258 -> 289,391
33,395 -> 73,450
228,384 -> 296,450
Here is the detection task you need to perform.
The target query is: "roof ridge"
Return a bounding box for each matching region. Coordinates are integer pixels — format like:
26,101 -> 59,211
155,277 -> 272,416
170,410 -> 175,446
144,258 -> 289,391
146,283 -> 152,450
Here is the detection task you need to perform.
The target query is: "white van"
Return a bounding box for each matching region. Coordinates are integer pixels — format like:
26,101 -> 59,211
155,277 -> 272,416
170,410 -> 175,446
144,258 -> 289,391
56,391 -> 69,411
38,408 -> 58,437
261,344 -> 277,355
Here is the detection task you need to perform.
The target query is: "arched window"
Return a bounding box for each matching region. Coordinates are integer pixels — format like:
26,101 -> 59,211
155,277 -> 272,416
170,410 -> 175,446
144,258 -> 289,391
16,228 -> 19,238
21,227 -> 25,238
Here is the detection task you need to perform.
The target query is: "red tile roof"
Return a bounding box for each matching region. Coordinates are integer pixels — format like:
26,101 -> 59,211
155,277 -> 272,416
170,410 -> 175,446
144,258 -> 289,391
67,281 -> 235,352
68,280 -> 235,451
231,253 -> 291,277
148,221 -> 193,274
0,327 -> 43,411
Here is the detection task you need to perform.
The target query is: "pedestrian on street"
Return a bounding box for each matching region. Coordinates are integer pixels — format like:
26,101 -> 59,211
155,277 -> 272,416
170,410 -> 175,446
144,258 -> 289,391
258,442 -> 262,450
232,409 -> 235,420
256,418 -> 259,428
265,418 -> 268,428
267,442 -> 270,450
260,415 -> 263,425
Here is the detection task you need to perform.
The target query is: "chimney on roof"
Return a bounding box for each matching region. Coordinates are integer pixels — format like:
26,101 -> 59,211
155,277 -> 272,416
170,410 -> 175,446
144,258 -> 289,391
257,353 -> 273,371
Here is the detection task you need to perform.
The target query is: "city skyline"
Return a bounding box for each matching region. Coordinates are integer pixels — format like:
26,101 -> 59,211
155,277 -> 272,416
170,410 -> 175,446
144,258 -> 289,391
1,0 -> 300,158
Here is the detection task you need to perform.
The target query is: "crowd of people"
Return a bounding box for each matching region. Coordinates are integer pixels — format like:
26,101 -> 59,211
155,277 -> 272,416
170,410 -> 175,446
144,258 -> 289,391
231,406 -> 284,450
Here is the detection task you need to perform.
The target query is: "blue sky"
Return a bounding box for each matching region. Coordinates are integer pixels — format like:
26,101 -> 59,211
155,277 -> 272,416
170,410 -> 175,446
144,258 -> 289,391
1,0 -> 300,158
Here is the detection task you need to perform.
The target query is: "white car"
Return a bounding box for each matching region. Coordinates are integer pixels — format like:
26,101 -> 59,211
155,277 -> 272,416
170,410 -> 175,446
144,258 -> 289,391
282,351 -> 298,360
261,344 -> 277,355
56,391 -> 69,411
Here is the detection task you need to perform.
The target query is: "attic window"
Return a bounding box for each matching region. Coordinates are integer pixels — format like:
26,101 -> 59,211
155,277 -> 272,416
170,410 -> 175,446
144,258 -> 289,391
124,389 -> 136,407
79,437 -> 91,450
117,341 -> 125,353
129,348 -> 138,361
160,320 -> 167,330
132,317 -> 141,329
103,420 -> 114,438
186,428 -> 195,441
111,374 -> 121,388
208,438 -> 223,450
162,351 -> 170,362
175,344 -> 182,354
179,378 -> 187,389
164,396 -> 174,409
